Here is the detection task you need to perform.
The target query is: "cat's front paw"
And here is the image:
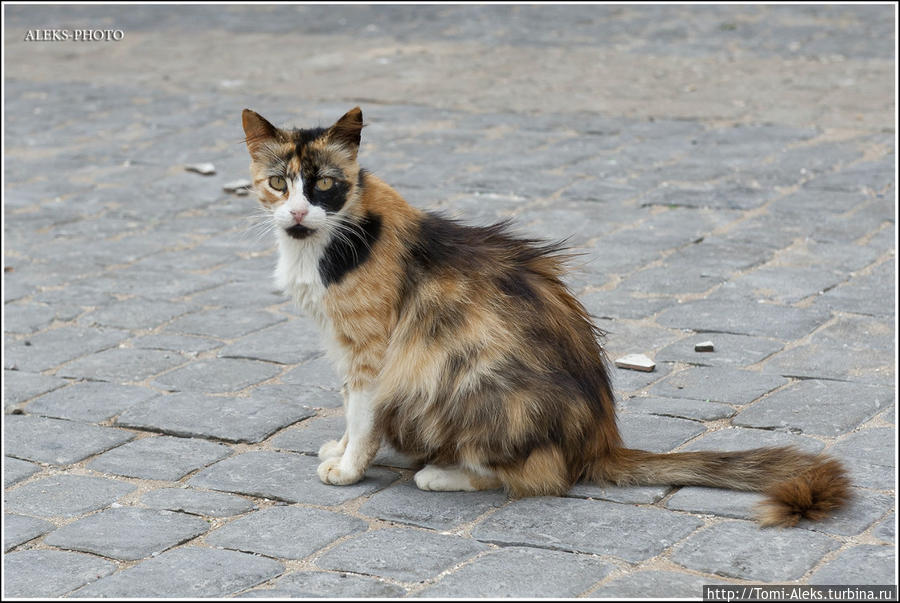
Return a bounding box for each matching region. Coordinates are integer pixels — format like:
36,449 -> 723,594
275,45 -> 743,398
317,457 -> 363,486
318,438 -> 346,459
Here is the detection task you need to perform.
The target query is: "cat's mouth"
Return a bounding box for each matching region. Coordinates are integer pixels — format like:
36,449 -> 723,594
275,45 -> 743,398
285,224 -> 315,240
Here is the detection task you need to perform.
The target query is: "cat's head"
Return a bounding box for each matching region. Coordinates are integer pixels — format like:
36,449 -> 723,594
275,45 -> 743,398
241,107 -> 364,243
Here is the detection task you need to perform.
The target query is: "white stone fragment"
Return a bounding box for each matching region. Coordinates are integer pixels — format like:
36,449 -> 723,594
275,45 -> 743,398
694,341 -> 715,352
223,179 -> 252,193
614,353 -> 656,372
185,162 -> 216,175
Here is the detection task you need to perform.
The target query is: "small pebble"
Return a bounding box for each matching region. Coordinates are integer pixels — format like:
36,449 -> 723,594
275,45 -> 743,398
694,341 -> 715,352
614,353 -> 656,372
185,162 -> 216,175
223,179 -> 252,193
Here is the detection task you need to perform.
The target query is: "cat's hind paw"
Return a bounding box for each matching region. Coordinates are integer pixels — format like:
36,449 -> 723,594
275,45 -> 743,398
318,438 -> 346,459
317,457 -> 363,486
414,465 -> 478,491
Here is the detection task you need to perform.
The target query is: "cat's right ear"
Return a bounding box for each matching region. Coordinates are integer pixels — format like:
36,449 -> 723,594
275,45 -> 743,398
242,109 -> 277,158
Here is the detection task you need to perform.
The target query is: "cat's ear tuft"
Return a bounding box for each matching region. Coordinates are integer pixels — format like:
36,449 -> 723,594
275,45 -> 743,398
242,109 -> 278,156
329,107 -> 364,159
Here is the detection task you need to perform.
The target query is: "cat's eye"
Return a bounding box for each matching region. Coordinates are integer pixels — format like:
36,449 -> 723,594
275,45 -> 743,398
268,175 -> 287,192
315,176 -> 334,191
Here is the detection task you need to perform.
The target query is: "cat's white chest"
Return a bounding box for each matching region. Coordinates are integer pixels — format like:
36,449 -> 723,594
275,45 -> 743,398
274,235 -> 327,318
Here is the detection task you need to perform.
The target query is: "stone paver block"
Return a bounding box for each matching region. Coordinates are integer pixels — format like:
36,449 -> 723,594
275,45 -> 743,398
672,520 -> 839,581
621,395 -> 736,421
206,505 -> 367,560
873,513 -> 894,543
722,265 -> 845,304
167,308 -> 286,339
809,545 -> 896,586
473,497 -> 703,562
656,299 -> 830,340
270,415 -> 345,454
796,489 -> 894,537
359,480 -> 507,530
614,360 -> 674,393
829,427 -> 895,490
316,527 -> 488,582
117,392 -> 311,443
45,507 -> 209,561
618,413 -> 706,452
131,333 -> 224,353
588,570 -> 731,598
189,451 -> 398,505
57,348 -> 188,383
187,281 -> 288,308
26,381 -> 158,422
280,354 -> 343,390
3,550 -> 117,598
5,326 -> 129,373
665,487 -> 763,520
72,547 -> 283,597
4,474 -> 136,518
140,488 -> 257,517
655,333 -> 784,368
4,415 -> 134,465
88,435 -> 232,480
422,546 -> 615,597
80,298 -> 192,330
815,260 -> 894,317
151,357 -> 282,393
249,383 -> 339,411
2,370 -> 67,407
650,366 -> 788,405
4,513 -> 55,551
734,380 -> 893,436
567,483 -> 670,504
4,456 -> 40,487
240,571 -> 405,598
580,289 -> 674,320
217,319 -> 323,364
681,427 -> 825,454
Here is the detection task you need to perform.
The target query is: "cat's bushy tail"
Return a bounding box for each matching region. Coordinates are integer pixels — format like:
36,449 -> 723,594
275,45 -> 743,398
588,446 -> 851,527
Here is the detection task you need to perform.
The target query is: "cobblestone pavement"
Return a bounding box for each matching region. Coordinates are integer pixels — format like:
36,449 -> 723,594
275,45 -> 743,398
3,4 -> 896,598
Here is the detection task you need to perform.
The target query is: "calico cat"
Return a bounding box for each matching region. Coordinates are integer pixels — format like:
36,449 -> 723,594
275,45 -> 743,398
241,107 -> 850,527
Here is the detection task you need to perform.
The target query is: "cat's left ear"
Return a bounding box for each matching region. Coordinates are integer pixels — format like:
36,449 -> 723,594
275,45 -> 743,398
242,109 -> 278,158
329,107 -> 364,160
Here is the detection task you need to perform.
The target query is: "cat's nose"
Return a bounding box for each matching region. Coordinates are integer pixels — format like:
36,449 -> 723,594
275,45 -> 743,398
290,208 -> 308,223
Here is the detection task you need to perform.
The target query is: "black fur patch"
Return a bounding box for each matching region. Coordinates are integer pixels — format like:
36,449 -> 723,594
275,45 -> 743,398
318,212 -> 382,287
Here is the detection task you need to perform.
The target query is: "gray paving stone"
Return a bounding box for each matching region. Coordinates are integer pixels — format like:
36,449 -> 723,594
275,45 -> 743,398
808,545 -> 896,586
566,483 -> 670,504
671,520 -> 840,581
4,326 -> 129,372
612,360 -> 673,393
3,550 -> 117,598
56,347 -> 189,383
250,383 -> 341,411
167,308 -> 286,339
2,370 -> 68,407
87,435 -> 232,480
130,333 -> 224,353
829,427 -> 895,490
316,527 -> 488,582
656,299 -> 831,339
580,289 -> 674,320
733,380 -> 893,436
795,489 -> 894,537
5,474 -> 136,518
873,513 -> 894,543
650,367 -> 788,405
281,354 -> 343,390
45,506 -> 209,561
655,333 -> 784,368
189,451 -> 398,505
665,487 -> 763,520
4,415 -> 134,465
4,456 -> 40,487
88,268 -> 223,301
206,505 -> 367,559
618,413 -> 706,452
150,357 -> 281,393
4,513 -> 55,551
359,480 -> 506,530
217,318 -> 323,364
187,281 -> 288,308
775,239 -> 884,275
681,427 -> 825,455
621,395 -> 736,421
588,570 -> 730,598
3,302 -> 58,334
26,381 -> 158,422
719,265 -> 846,304
79,298 -> 192,330
422,546 -> 615,597
762,315 -> 894,384
473,497 -> 703,562
239,571 -> 405,598
814,260 -> 894,317
117,392 -> 311,442
140,488 -> 257,517
72,546 -> 283,597
270,415 -> 345,454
